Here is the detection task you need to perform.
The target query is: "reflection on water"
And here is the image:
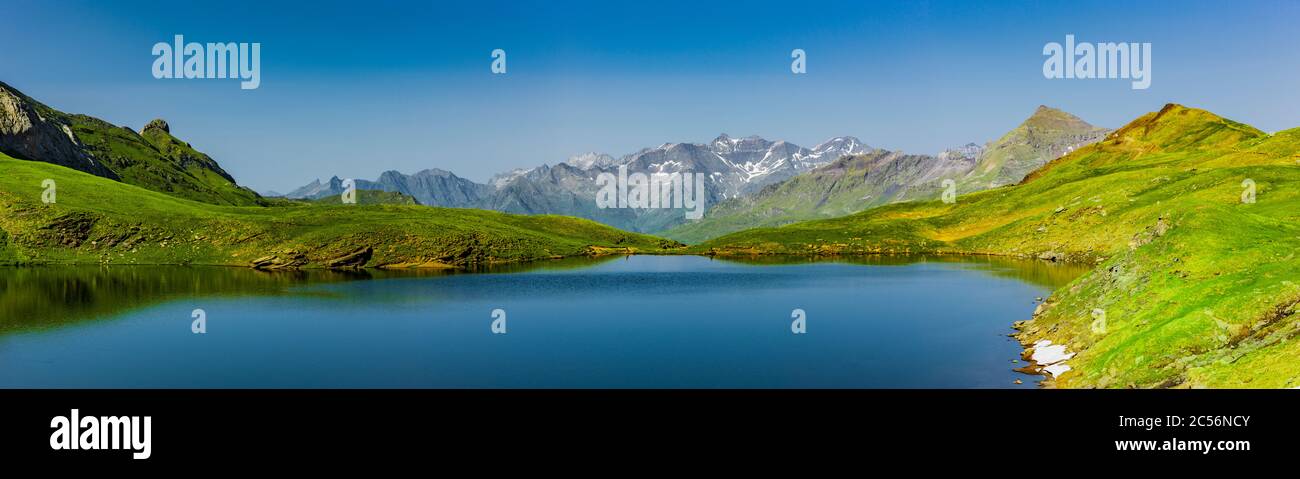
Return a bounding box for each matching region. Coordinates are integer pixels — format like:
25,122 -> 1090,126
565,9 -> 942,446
709,254 -> 1090,290
0,254 -> 1089,388
0,256 -> 622,334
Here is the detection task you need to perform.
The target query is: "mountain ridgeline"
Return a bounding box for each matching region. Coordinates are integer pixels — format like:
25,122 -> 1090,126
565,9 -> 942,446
288,169 -> 491,208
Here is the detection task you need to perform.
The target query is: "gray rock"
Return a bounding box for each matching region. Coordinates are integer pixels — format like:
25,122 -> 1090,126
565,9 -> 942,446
0,81 -> 118,179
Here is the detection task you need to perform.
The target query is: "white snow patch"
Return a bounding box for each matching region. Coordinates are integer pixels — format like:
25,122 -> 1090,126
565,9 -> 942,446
1031,340 -> 1076,378
1043,363 -> 1072,377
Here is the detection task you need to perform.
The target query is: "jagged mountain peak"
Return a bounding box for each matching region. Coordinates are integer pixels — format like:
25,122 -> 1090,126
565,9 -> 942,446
815,135 -> 861,144
666,142 -> 706,153
710,134 -> 774,154
411,168 -> 458,178
939,142 -> 985,161
490,168 -> 531,188
563,152 -> 617,170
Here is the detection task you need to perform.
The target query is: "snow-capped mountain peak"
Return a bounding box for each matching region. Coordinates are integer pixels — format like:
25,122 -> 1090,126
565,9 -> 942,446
563,152 -> 618,170
489,168 -> 532,188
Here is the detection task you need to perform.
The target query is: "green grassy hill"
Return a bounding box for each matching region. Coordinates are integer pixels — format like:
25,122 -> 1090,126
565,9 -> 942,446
698,104 -> 1300,388
0,152 -> 679,269
1,81 -> 265,206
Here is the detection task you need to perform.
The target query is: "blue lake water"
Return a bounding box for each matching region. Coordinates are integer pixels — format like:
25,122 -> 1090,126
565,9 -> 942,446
0,255 -> 1086,388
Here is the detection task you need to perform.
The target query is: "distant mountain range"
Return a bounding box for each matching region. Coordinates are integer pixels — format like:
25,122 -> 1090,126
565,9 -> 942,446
282,134 -> 872,233
284,106 -> 1108,241
286,169 -> 490,208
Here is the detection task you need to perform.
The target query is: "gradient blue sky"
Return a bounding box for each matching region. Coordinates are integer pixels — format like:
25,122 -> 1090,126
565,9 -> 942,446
3,0 -> 1298,193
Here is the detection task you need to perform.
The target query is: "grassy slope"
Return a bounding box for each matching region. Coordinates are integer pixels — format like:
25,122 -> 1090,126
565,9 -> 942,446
0,153 -> 679,268
698,104 -> 1300,388
66,116 -> 266,206
307,189 -> 420,205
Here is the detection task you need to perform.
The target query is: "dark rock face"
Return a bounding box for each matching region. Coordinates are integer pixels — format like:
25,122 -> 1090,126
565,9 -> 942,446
0,82 -> 118,179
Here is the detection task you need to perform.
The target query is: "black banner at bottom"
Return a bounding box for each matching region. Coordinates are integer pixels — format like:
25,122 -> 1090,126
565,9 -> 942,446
1,389 -> 1291,467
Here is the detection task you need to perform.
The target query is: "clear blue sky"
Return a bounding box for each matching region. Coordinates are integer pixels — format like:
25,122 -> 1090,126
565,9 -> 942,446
4,0 -> 1298,193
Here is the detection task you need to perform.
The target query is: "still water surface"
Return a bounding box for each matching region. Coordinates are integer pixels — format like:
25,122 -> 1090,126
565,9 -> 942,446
0,255 -> 1087,388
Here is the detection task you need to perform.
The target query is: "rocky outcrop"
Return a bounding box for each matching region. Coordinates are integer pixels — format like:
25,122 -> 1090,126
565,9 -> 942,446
143,118 -> 170,134
249,246 -> 373,269
324,246 -> 373,269
250,250 -> 308,270
138,118 -> 241,185
0,82 -> 118,179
